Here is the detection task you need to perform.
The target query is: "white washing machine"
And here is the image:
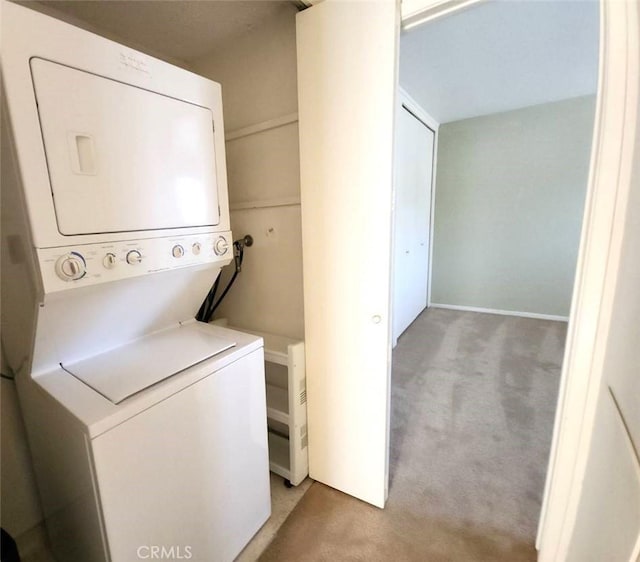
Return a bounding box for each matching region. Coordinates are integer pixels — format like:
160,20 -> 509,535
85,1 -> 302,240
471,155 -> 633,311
1,3 -> 271,560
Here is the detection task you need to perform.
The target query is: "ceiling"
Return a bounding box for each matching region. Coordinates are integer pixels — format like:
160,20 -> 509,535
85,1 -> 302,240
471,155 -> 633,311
400,0 -> 599,123
17,0 -> 597,120
21,0 -> 296,63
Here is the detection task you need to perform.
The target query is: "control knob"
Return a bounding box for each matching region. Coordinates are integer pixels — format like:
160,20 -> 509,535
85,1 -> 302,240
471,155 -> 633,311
103,253 -> 117,269
126,250 -> 143,265
172,245 -> 185,258
213,237 -> 229,256
55,252 -> 86,282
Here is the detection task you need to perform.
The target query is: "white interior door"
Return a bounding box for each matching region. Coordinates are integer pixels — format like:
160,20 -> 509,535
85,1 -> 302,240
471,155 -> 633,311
393,105 -> 435,342
296,0 -> 398,508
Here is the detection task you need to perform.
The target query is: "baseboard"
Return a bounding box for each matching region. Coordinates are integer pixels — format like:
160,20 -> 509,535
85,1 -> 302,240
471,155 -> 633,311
429,303 -> 569,322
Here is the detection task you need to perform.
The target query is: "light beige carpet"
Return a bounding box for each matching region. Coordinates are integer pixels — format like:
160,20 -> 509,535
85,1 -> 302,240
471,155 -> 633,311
259,309 -> 566,561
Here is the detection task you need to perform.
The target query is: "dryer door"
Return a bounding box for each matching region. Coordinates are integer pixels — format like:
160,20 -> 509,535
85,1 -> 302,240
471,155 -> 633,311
30,58 -> 220,235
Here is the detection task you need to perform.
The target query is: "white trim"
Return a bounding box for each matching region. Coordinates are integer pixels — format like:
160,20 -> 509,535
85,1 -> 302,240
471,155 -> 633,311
536,0 -> 639,559
429,303 -> 569,322
402,0 -> 486,31
428,134 -> 438,308
229,196 -> 301,212
225,112 -> 298,142
397,86 -> 439,131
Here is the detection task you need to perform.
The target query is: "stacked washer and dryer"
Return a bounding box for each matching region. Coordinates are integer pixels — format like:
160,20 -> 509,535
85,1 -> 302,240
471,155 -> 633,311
1,3 -> 271,560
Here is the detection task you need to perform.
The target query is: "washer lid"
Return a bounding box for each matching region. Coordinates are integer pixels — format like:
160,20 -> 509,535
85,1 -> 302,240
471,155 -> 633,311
62,322 -> 235,404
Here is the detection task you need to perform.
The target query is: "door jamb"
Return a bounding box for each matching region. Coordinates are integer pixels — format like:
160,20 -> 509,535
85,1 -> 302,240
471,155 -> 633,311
535,1 -> 638,558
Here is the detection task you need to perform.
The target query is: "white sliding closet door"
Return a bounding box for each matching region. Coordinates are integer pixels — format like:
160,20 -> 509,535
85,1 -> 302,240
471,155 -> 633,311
393,106 -> 435,342
296,1 -> 398,508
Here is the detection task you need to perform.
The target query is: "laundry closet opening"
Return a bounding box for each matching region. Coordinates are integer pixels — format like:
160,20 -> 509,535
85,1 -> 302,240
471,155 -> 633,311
2,2 -> 309,558
390,0 -> 599,548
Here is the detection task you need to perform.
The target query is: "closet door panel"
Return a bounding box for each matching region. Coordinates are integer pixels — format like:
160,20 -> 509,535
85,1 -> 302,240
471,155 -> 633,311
296,0 -> 397,508
393,105 -> 434,341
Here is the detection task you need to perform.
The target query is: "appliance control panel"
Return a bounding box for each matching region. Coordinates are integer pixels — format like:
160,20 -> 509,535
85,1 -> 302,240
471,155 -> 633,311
38,232 -> 232,293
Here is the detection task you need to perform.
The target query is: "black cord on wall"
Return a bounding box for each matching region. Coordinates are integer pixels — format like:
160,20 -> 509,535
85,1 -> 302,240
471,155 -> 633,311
196,235 -> 253,324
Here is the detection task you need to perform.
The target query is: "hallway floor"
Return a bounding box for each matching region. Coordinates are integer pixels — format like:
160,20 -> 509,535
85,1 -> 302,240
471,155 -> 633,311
260,308 -> 566,561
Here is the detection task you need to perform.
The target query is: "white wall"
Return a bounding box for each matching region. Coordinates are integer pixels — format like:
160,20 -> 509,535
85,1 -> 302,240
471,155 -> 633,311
189,5 -> 304,339
431,95 -> 595,317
